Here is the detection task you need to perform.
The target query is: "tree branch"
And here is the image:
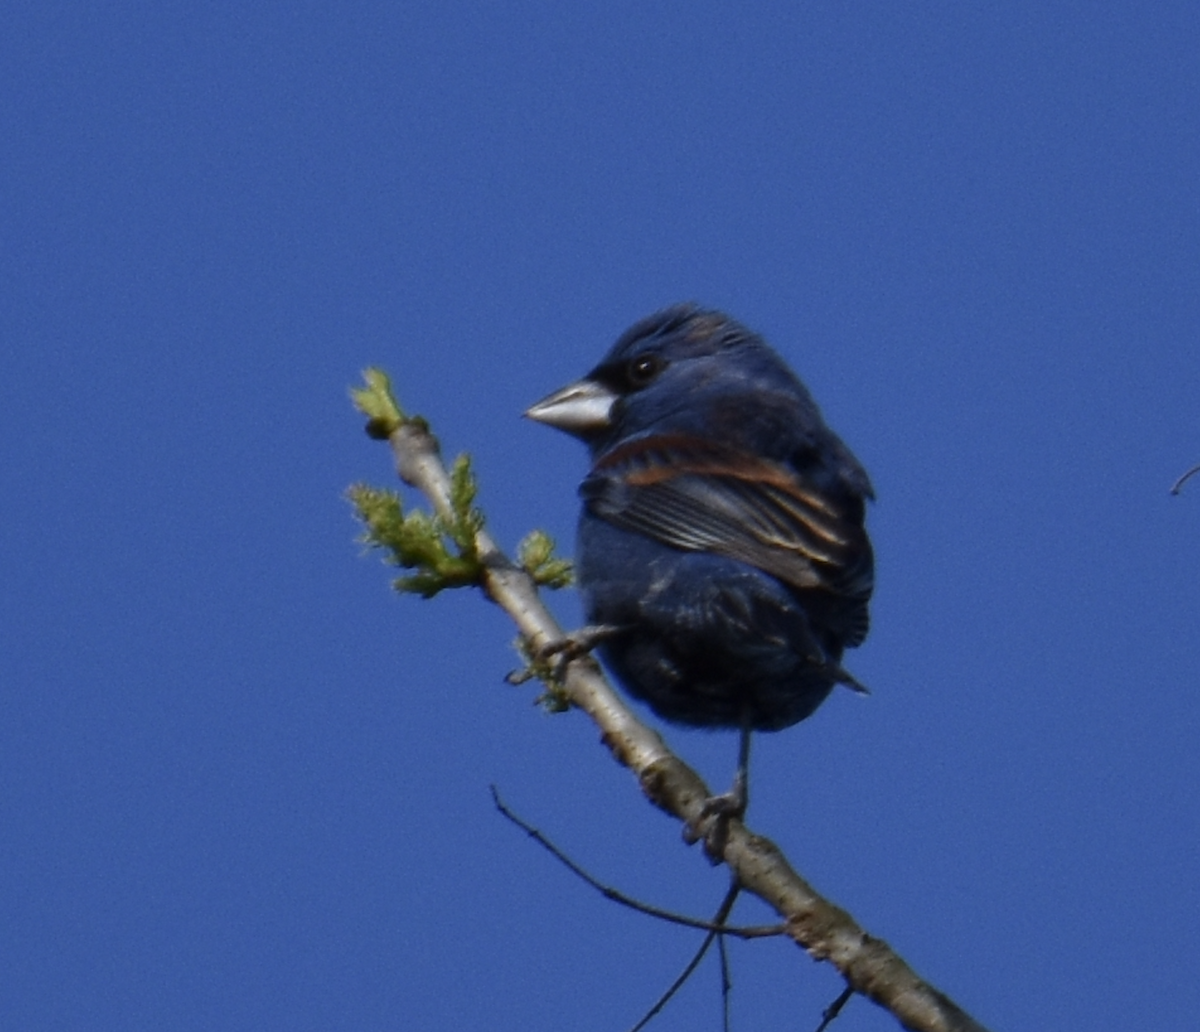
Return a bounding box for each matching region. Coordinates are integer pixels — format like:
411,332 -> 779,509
352,374 -> 993,1032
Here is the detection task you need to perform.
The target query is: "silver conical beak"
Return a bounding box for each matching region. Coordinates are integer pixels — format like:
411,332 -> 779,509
524,377 -> 616,437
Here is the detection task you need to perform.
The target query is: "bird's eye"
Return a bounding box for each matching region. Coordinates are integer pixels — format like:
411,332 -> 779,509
627,353 -> 666,388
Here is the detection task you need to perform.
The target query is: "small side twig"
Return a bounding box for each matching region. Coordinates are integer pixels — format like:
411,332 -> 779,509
627,879 -> 742,1032
718,916 -> 734,1032
814,984 -> 855,1032
1170,463 -> 1200,495
490,786 -> 782,939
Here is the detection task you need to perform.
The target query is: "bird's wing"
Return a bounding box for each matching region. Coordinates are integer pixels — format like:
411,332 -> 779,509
583,433 -> 873,644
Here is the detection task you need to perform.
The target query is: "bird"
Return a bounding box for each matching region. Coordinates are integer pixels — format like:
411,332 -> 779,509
525,304 -> 874,840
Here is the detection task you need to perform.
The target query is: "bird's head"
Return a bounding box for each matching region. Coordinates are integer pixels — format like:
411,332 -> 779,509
526,304 -> 818,457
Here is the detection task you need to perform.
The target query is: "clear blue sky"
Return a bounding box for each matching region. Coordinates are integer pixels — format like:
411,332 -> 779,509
3,3 -> 1198,1030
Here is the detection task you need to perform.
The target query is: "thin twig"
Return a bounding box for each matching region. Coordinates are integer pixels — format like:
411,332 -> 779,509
814,984 -> 855,1032
627,880 -> 742,1032
491,786 -> 782,939
718,919 -> 734,1032
1170,463 -> 1200,495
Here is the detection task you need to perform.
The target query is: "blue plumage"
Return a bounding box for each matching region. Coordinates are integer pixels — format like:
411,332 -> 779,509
527,304 -> 874,736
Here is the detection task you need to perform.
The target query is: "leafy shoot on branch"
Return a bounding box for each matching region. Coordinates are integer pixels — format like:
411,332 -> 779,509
348,480 -> 483,598
518,530 -> 574,589
349,367 -> 412,439
350,367 -> 576,706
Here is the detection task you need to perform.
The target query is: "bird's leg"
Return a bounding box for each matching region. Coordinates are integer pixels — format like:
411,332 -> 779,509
684,722 -> 752,856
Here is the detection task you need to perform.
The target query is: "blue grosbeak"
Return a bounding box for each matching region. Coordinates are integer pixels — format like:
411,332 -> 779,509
526,305 -> 873,826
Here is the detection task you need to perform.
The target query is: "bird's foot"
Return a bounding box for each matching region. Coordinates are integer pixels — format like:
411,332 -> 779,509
506,624 -> 624,685
683,770 -> 747,860
537,624 -> 624,666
